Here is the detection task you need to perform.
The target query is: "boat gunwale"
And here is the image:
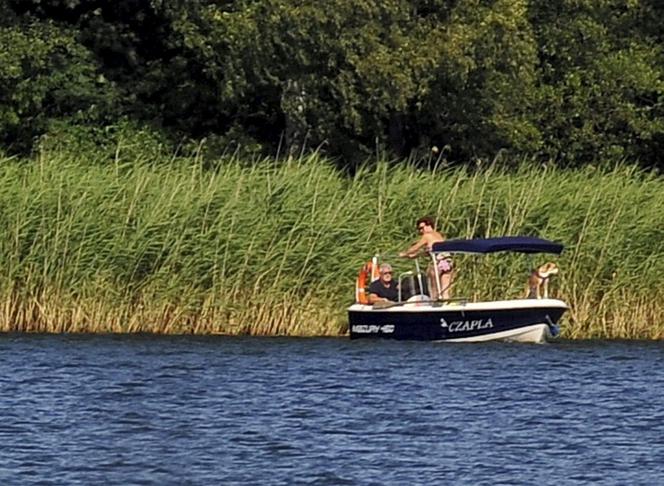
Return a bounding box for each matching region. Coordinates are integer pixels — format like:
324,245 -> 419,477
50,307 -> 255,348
348,298 -> 568,313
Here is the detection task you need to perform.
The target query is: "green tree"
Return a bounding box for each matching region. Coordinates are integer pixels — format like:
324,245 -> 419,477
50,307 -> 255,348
530,0 -> 664,165
190,0 -> 543,163
0,21 -> 118,152
413,0 -> 542,162
3,0 -> 664,167
192,0 -> 435,158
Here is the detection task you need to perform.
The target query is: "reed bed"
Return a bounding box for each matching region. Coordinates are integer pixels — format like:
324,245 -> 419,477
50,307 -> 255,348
0,148 -> 662,338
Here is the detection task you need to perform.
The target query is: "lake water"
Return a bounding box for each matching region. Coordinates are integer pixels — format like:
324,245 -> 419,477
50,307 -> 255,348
1,334 -> 663,485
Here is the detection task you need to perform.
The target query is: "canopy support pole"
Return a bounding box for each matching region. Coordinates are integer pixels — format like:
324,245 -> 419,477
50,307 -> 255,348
430,252 -> 441,300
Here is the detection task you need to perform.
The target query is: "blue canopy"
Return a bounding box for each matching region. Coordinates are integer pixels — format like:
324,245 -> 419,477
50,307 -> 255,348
430,236 -> 564,255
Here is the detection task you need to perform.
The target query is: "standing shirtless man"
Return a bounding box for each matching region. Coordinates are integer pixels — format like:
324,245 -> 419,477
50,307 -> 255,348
399,216 -> 453,299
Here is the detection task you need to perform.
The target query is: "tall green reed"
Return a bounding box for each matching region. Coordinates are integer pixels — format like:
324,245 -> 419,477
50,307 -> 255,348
0,148 -> 662,338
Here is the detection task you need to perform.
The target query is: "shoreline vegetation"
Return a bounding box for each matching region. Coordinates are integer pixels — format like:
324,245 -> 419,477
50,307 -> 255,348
1,148 -> 663,339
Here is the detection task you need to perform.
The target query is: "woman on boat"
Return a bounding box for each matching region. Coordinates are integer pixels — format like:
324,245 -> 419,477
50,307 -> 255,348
399,216 -> 453,299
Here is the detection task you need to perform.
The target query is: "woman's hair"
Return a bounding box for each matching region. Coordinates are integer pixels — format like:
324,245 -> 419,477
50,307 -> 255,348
416,216 -> 436,228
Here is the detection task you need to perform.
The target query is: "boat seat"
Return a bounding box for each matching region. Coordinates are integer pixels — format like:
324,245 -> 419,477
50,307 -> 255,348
406,294 -> 432,303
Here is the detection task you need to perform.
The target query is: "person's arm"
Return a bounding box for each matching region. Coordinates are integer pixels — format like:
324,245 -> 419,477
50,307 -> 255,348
368,292 -> 388,304
399,237 -> 427,258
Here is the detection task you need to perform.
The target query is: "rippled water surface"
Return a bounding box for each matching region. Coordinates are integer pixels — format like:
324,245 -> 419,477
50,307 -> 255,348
1,334 -> 664,485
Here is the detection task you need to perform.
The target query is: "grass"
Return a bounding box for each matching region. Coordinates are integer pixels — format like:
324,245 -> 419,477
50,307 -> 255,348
0,147 -> 662,338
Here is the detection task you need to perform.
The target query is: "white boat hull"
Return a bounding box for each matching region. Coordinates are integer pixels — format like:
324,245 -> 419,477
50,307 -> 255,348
442,323 -> 552,343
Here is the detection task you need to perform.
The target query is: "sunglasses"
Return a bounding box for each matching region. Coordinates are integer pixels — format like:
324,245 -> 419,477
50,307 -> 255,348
381,271 -> 393,275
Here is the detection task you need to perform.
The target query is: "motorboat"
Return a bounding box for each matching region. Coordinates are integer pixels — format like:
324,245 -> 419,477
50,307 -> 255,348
348,236 -> 568,343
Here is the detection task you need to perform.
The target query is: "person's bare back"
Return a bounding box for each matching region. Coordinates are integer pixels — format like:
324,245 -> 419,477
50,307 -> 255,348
422,231 -> 444,251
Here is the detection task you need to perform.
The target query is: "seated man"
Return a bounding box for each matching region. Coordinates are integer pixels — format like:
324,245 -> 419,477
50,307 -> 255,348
368,263 -> 399,304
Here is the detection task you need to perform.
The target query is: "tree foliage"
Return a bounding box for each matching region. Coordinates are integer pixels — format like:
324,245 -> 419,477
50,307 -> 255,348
0,20 -> 118,151
1,0 -> 663,168
530,0 -> 664,165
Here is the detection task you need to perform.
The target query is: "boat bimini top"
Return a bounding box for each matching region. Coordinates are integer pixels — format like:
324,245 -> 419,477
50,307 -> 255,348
426,236 -> 564,300
430,236 -> 564,255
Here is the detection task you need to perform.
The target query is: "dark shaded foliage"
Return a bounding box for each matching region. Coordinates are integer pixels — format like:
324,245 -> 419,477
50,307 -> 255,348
1,0 -> 663,169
